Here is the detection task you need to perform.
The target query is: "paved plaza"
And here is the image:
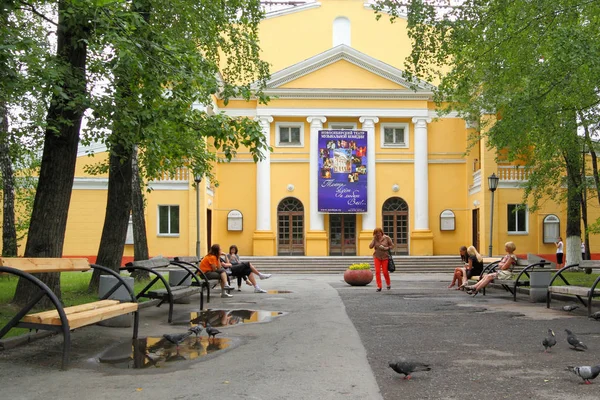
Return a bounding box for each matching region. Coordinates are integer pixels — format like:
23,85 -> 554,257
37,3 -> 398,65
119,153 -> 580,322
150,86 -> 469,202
1,273 -> 599,399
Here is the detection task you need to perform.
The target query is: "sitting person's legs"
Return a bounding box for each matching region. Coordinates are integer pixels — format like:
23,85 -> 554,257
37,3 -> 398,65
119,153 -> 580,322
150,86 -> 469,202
231,263 -> 267,293
204,269 -> 233,297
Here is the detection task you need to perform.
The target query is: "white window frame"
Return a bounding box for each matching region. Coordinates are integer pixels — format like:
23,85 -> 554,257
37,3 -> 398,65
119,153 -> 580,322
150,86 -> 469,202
275,122 -> 304,147
157,205 -> 180,237
507,204 -> 529,234
380,123 -> 409,148
327,122 -> 357,130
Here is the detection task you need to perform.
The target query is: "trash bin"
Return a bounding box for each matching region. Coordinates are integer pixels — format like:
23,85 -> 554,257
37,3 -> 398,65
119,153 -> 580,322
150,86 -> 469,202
529,269 -> 552,303
98,275 -> 135,327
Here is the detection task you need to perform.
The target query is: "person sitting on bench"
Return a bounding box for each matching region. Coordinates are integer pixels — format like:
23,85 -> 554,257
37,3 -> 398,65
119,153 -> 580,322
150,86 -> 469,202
465,241 -> 517,297
448,246 -> 468,289
200,244 -> 234,298
221,245 -> 272,294
457,246 -> 484,289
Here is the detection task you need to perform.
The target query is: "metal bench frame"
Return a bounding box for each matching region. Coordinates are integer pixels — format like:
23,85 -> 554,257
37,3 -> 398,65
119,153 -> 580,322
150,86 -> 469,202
122,260 -> 204,323
0,263 -> 139,370
546,262 -> 600,316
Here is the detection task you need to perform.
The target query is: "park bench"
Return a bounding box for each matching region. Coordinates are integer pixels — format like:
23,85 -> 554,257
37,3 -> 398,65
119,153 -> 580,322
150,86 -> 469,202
469,258 -> 540,300
547,260 -> 600,316
172,256 -> 234,303
0,257 -> 138,370
121,256 -> 205,324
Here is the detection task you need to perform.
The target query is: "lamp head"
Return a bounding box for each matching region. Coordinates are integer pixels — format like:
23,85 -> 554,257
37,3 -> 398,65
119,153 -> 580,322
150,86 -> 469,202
194,173 -> 202,184
488,173 -> 499,192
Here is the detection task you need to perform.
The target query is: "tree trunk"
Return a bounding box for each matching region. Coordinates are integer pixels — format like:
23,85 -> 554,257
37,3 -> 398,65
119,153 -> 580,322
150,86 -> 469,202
0,101 -> 17,257
565,150 -> 582,268
131,145 -> 149,280
88,144 -> 134,291
13,1 -> 90,307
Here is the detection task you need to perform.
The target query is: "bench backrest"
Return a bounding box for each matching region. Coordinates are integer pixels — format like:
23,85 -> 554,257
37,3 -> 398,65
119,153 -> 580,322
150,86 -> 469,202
174,256 -> 200,264
579,260 -> 600,269
129,256 -> 171,269
0,257 -> 90,273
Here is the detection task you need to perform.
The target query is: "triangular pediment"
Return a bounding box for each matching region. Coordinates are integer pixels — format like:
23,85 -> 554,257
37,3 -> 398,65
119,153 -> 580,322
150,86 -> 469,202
263,45 -> 434,94
279,59 -> 408,90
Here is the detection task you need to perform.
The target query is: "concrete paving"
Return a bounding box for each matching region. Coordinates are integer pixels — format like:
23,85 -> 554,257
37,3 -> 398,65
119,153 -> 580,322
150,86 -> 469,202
0,273 -> 599,399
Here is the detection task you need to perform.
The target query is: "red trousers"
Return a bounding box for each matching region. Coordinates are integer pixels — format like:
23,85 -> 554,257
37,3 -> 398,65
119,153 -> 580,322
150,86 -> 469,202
374,258 -> 391,288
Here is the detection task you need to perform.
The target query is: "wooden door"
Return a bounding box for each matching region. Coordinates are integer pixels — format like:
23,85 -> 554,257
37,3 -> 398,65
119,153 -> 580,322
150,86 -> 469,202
329,214 -> 357,255
277,197 -> 305,255
382,197 -> 409,255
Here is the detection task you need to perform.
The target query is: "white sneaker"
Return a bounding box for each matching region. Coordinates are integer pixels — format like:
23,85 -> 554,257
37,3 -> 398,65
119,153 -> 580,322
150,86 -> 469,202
221,292 -> 233,298
223,285 -> 234,290
254,288 -> 267,293
259,274 -> 272,280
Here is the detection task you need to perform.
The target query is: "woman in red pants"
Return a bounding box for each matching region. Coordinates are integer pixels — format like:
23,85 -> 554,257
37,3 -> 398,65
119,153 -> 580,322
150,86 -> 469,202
369,227 -> 394,292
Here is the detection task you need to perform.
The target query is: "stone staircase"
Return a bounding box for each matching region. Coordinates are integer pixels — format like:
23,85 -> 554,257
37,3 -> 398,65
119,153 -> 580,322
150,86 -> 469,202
241,256 -> 462,274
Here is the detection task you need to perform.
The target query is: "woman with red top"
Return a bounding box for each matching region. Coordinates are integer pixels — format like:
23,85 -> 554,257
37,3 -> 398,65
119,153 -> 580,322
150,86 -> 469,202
369,227 -> 394,292
199,244 -> 234,298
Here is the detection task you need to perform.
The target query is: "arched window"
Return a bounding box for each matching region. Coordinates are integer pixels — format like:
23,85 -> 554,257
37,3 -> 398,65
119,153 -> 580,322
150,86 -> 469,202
333,17 -> 351,47
382,197 -> 409,255
543,215 -> 560,244
277,197 -> 305,255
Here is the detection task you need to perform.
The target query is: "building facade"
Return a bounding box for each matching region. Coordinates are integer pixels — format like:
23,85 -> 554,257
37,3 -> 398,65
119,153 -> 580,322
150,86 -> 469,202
6,0 -> 591,260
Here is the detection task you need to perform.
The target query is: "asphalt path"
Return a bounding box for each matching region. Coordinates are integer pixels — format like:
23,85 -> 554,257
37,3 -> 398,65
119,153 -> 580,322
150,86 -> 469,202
334,275 -> 600,400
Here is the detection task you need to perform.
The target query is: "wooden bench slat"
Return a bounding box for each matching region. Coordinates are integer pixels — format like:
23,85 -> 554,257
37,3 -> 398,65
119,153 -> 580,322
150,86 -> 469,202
0,257 -> 90,273
22,301 -> 138,328
22,300 -> 121,323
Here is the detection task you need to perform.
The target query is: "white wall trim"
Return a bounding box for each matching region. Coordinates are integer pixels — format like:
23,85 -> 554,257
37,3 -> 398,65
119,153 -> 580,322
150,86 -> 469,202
327,121 -> 358,130
147,181 -> 190,191
262,88 -> 432,100
264,2 -> 321,20
469,185 -> 481,195
72,177 -> 108,190
255,107 -> 430,118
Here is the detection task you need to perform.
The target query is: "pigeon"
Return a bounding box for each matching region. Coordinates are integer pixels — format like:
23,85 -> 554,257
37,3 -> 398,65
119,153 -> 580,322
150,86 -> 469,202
205,323 -> 221,340
389,359 -> 431,380
542,329 -> 556,352
188,325 -> 203,338
567,365 -> 600,384
563,305 -> 579,312
565,329 -> 588,351
163,331 -> 192,349
589,311 -> 600,321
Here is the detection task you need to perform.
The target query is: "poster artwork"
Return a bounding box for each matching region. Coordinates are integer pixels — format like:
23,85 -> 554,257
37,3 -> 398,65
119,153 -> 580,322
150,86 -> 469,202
318,130 -> 367,213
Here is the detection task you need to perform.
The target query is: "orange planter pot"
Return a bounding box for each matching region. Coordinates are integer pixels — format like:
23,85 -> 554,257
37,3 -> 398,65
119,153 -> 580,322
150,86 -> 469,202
343,269 -> 373,286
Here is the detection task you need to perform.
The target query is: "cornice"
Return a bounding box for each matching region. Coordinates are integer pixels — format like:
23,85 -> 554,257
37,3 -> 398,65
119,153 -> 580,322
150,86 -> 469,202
263,2 -> 321,20
262,88 -> 433,100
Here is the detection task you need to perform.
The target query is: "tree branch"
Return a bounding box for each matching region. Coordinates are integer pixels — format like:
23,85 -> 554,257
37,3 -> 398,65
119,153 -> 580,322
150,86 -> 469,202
17,1 -> 58,26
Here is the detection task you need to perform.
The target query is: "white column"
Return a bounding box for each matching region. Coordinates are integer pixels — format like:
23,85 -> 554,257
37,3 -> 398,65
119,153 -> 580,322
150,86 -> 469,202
359,116 -> 379,231
256,116 -> 273,231
307,116 -> 327,230
412,117 -> 432,230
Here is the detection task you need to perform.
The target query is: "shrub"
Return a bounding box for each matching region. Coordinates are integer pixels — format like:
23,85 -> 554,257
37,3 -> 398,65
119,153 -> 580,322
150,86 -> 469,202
348,263 -> 371,270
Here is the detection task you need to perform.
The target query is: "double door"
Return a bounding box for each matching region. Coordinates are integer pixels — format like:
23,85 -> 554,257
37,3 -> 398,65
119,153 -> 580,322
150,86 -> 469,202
329,214 -> 356,256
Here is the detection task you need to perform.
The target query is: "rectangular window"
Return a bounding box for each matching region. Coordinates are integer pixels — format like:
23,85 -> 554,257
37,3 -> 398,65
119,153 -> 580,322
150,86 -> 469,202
507,204 -> 528,234
158,205 -> 180,235
380,123 -> 409,148
279,126 -> 301,144
276,122 -> 304,147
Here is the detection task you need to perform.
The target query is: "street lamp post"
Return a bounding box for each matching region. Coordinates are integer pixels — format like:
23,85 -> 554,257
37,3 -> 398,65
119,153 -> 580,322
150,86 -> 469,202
194,174 -> 202,260
488,173 -> 499,257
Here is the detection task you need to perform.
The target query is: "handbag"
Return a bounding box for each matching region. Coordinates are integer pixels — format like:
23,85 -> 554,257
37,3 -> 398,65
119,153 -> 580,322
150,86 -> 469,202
387,252 -> 396,273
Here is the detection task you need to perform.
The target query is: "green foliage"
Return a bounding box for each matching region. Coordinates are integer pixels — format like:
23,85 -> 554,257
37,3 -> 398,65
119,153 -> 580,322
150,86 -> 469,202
373,0 -> 600,218
348,263 -> 371,270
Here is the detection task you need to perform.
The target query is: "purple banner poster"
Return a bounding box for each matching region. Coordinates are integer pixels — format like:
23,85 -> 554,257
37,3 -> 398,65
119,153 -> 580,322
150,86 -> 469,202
318,130 -> 368,213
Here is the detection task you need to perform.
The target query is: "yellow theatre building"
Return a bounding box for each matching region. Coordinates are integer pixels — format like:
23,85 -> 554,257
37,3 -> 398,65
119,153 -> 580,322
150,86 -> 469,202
15,0 -> 596,261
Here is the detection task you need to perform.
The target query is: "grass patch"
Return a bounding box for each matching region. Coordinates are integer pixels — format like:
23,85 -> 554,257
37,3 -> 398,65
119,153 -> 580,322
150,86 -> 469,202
0,272 -> 167,339
552,271 -> 600,287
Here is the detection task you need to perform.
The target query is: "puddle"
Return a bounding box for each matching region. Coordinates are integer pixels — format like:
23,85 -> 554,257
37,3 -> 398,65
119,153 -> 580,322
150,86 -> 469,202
99,336 -> 231,369
266,290 -> 293,294
186,309 -> 285,327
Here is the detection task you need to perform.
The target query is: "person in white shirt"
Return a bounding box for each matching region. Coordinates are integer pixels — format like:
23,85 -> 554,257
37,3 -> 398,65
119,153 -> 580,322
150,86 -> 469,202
555,237 -> 564,269
581,240 -> 586,261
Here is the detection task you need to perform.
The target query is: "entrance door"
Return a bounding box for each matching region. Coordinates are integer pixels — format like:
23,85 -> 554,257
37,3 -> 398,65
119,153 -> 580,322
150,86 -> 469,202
277,197 -> 305,255
472,209 -> 480,252
329,214 -> 356,255
382,197 -> 409,255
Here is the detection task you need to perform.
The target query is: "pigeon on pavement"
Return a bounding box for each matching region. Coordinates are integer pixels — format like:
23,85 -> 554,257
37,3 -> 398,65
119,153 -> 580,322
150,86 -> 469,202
588,311 -> 600,321
389,359 -> 431,380
563,305 -> 579,312
163,331 -> 192,349
205,323 -> 221,340
567,365 -> 600,384
188,325 -> 203,338
542,329 -> 556,352
565,329 -> 588,351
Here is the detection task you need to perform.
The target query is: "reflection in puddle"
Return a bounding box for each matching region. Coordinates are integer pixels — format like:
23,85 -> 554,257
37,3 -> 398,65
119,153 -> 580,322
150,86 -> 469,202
267,290 -> 292,294
189,309 -> 285,328
99,336 -> 231,369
